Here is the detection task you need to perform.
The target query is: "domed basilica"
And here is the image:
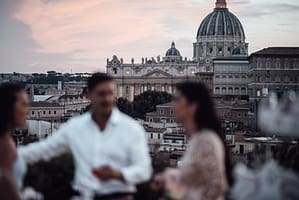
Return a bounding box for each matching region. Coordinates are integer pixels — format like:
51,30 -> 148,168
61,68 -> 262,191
107,0 -> 249,101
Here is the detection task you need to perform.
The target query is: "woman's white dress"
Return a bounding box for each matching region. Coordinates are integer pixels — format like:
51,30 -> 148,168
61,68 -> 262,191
164,130 -> 227,200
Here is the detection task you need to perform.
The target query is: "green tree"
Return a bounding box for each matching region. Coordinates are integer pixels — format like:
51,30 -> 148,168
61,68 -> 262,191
132,91 -> 172,119
116,97 -> 133,116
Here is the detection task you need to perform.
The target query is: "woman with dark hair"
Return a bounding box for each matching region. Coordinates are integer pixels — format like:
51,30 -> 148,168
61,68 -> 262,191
0,83 -> 30,200
153,81 -> 231,200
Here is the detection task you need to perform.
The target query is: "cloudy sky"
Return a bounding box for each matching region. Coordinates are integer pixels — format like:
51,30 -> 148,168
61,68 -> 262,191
0,0 -> 299,73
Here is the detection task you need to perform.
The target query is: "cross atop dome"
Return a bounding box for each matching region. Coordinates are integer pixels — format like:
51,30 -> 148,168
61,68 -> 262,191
216,0 -> 227,8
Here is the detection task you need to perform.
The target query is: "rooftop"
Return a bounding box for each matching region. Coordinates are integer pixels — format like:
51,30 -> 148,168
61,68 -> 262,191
251,47 -> 299,57
30,102 -> 63,108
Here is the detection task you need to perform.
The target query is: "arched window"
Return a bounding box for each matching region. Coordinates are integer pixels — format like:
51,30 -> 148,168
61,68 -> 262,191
235,87 -> 240,94
112,68 -> 118,74
215,75 -> 220,79
215,87 -> 220,94
241,88 -> 246,95
276,60 -> 281,68
222,87 -> 227,94
222,76 -> 226,79
228,87 -> 233,94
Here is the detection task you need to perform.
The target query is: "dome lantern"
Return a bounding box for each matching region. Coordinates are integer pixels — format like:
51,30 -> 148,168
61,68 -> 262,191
215,0 -> 227,9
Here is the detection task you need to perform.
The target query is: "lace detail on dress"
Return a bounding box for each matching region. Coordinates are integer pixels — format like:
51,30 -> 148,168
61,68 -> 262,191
165,130 -> 227,200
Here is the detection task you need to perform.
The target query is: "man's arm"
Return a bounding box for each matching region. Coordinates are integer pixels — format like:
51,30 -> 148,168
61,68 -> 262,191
18,122 -> 71,164
120,125 -> 152,185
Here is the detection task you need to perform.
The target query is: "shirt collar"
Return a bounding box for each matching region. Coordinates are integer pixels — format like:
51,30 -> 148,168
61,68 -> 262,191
89,107 -> 120,127
108,107 -> 121,126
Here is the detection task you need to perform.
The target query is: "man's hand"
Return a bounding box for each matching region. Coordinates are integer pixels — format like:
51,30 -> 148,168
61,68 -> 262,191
151,173 -> 165,191
92,165 -> 124,182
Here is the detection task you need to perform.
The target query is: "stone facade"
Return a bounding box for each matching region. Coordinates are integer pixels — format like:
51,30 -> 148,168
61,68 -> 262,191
248,47 -> 299,100
106,0 -> 248,101
30,102 -> 65,123
107,43 -> 200,101
213,57 -> 249,97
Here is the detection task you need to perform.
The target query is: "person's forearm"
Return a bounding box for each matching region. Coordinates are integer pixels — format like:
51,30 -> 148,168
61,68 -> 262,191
0,170 -> 20,200
121,165 -> 152,184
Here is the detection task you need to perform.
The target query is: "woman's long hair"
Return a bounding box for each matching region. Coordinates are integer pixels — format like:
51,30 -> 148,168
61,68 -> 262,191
176,81 -> 233,185
0,82 -> 24,137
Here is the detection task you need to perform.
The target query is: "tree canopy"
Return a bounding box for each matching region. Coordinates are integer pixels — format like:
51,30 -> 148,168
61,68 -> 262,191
117,91 -> 172,119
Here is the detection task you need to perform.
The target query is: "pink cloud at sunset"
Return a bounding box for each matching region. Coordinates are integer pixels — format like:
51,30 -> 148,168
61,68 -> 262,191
1,0 -> 299,72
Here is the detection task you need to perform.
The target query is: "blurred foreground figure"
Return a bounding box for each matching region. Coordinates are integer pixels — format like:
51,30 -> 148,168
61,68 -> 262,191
19,73 -> 152,200
0,83 -> 30,200
231,92 -> 299,200
153,82 -> 231,200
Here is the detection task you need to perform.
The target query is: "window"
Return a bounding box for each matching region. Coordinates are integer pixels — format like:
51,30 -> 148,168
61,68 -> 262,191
276,61 -> 281,68
125,69 -> 130,75
160,109 -> 164,114
54,111 -> 56,114
43,111 -> 46,115
32,111 -> 35,115
179,70 -> 184,75
49,111 -> 51,115
190,69 -> 195,74
209,48 -> 213,53
222,87 -> 227,94
149,118 -> 153,122
228,87 -> 233,94
112,68 -> 118,74
241,88 -> 246,94
218,48 -> 223,54
215,87 -> 220,94
257,90 -> 261,97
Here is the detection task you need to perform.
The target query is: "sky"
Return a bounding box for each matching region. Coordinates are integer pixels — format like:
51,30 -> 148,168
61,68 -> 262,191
0,0 -> 299,73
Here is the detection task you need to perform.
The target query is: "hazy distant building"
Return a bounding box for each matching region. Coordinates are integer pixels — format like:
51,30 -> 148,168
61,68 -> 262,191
248,47 -> 299,100
107,0 -> 248,101
213,57 -> 249,97
30,102 -> 64,123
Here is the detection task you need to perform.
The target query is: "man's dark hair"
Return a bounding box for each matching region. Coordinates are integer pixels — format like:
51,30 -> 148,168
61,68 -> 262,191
87,72 -> 114,91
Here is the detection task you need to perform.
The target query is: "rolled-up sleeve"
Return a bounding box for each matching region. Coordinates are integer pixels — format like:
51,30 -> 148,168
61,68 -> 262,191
18,122 -> 71,164
121,125 -> 152,185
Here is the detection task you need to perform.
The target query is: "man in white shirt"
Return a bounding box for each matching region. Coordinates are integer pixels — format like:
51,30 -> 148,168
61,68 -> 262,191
19,73 -> 152,200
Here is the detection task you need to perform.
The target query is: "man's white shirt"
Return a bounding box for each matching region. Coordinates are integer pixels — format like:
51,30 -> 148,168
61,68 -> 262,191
18,108 -> 152,195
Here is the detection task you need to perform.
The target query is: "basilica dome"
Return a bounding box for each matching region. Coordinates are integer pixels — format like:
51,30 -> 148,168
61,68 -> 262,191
164,41 -> 182,62
166,41 -> 181,57
196,6 -> 245,39
193,0 -> 248,62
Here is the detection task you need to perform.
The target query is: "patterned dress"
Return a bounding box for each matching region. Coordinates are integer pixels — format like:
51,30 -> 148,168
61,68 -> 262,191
164,130 -> 227,200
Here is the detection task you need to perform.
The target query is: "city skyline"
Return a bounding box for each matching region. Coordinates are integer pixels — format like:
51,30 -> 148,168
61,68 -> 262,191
1,0 -> 299,73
